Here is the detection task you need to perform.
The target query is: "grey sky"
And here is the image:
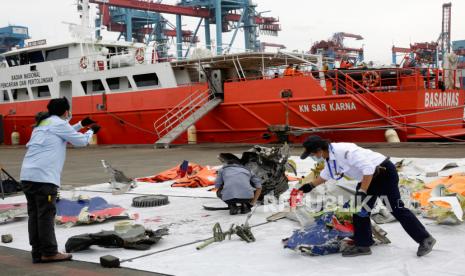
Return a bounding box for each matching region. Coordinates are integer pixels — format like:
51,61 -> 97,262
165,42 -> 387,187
1,0 -> 463,63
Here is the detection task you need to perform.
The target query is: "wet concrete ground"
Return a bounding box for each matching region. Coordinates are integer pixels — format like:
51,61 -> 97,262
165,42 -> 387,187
0,142 -> 465,275
2,143 -> 465,188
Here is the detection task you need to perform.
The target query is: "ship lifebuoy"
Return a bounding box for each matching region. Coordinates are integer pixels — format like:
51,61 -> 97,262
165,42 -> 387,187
362,71 -> 381,88
79,56 -> 89,69
135,48 -> 145,64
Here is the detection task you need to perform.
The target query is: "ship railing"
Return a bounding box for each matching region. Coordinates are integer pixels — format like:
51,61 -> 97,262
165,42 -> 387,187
221,66 -> 465,94
309,69 -> 407,92
343,73 -> 403,115
153,88 -> 214,139
313,67 -> 465,93
323,71 -> 399,112
53,45 -> 263,77
324,71 -> 408,131
222,68 -> 413,89
418,67 -> 464,90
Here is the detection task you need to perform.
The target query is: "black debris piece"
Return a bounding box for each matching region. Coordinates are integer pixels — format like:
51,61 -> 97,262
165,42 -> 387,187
132,195 -> 169,208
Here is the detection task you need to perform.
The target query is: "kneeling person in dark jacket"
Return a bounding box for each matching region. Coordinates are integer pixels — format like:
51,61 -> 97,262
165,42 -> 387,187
215,153 -> 262,215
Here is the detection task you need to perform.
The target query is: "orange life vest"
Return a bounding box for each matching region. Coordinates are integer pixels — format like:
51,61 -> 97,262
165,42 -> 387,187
136,163 -> 203,183
171,166 -> 218,188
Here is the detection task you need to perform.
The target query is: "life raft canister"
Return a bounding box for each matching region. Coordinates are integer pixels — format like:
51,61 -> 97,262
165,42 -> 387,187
11,129 -> 20,145
385,128 -> 400,143
135,48 -> 145,64
79,56 -> 89,69
187,125 -> 197,144
362,70 -> 381,88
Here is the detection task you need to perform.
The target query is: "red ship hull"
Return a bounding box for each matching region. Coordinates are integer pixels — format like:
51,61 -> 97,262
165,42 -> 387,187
1,74 -> 465,145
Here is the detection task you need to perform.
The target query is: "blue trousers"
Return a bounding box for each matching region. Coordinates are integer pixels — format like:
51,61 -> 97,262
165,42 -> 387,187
353,160 -> 430,247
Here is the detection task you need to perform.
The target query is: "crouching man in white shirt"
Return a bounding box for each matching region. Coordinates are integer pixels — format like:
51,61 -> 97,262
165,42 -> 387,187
298,135 -> 435,257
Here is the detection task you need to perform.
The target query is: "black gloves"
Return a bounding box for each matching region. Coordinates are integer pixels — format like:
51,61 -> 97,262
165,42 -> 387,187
82,116 -> 101,134
355,189 -> 369,217
298,183 -> 314,193
90,124 -> 101,134
81,117 -> 96,127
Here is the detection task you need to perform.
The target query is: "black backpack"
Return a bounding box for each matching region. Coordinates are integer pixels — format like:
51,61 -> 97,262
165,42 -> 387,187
0,168 -> 21,195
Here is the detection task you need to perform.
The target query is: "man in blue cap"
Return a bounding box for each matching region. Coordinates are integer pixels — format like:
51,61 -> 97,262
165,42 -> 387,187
299,135 -> 435,257
20,97 -> 101,263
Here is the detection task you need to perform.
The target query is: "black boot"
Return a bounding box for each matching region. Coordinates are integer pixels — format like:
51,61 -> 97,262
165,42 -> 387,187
229,204 -> 239,215
417,236 -> 436,257
32,252 -> 42,264
240,203 -> 251,214
341,246 -> 372,257
31,248 -> 42,264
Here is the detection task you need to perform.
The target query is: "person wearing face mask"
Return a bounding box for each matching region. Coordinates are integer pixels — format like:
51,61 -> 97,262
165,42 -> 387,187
298,135 -> 435,257
20,97 -> 101,264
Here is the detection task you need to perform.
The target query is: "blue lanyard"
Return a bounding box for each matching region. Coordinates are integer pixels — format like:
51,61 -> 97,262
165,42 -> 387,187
327,144 -> 344,180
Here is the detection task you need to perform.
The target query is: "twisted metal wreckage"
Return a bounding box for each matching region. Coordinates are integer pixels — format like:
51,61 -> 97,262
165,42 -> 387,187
0,203 -> 27,224
282,209 -> 391,256
101,160 -> 137,195
217,144 -> 292,199
0,167 -> 27,223
55,196 -> 138,226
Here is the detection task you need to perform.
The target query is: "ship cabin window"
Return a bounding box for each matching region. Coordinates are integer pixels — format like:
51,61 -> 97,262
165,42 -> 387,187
133,73 -> 159,88
8,51 -> 44,66
106,47 -> 116,57
45,47 -> 69,61
6,55 -> 20,67
106,77 -> 120,90
12,88 -> 29,101
19,53 -> 28,65
27,51 -> 45,64
80,80 -> 105,94
81,81 -> 88,94
1,90 -> 9,102
105,76 -> 131,91
32,85 -> 51,98
92,80 -> 105,93
114,47 -> 129,55
105,46 -> 129,57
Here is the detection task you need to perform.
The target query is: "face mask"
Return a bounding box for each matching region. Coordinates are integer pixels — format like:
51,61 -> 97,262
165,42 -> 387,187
311,152 -> 324,163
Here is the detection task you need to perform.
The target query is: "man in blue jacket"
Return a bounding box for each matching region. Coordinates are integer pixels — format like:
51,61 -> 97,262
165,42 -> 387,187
215,153 -> 262,215
20,97 -> 101,263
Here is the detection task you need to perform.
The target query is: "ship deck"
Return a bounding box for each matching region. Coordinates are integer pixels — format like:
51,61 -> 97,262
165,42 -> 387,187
170,52 -> 323,70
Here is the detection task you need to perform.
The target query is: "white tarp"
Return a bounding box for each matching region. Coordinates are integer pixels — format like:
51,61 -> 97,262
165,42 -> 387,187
0,157 -> 465,276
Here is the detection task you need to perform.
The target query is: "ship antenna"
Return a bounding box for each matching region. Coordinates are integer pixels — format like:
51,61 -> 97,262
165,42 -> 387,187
79,0 -> 90,33
66,0 -> 93,41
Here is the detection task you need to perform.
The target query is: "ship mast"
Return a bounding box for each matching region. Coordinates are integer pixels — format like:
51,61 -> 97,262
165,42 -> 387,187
79,0 -> 91,32
72,0 -> 93,41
